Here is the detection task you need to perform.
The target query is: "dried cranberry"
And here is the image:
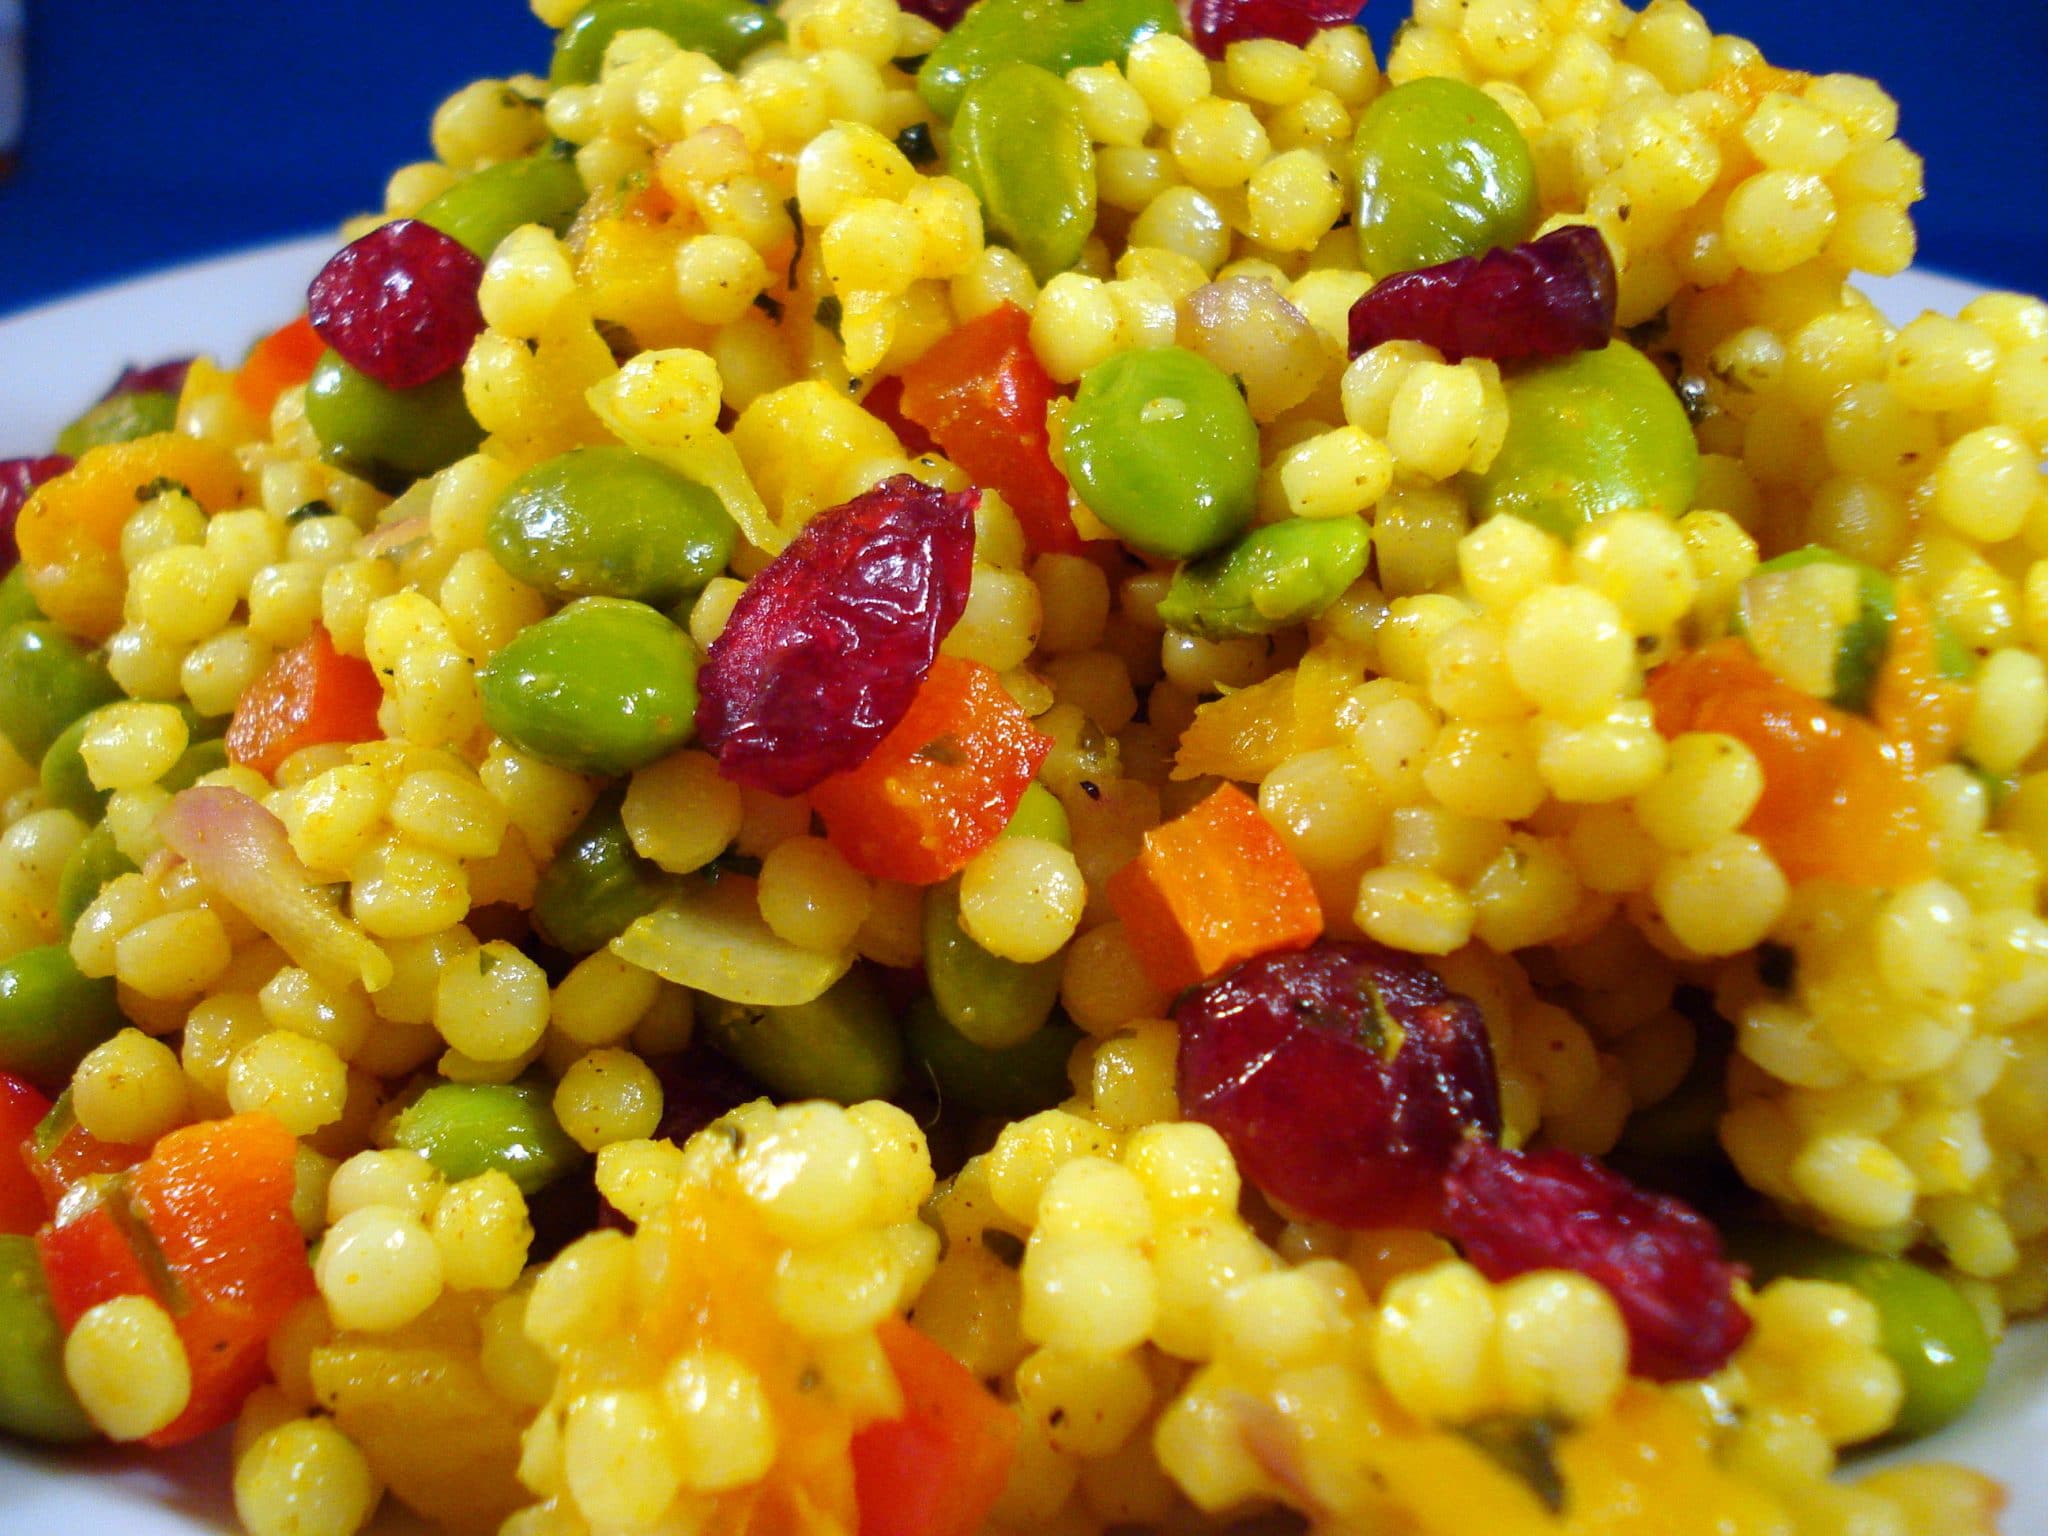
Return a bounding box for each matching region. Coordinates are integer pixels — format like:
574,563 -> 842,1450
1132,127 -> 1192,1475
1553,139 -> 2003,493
651,1044 -> 763,1148
0,455 -> 73,573
1346,225 -> 1617,364
307,218 -> 486,390
102,358 -> 194,400
898,0 -> 973,26
1189,0 -> 1363,58
696,474 -> 978,796
1443,1139 -> 1751,1381
1174,940 -> 1501,1229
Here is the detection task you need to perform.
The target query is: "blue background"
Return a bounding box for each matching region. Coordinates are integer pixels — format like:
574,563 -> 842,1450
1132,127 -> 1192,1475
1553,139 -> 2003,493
0,0 -> 2042,316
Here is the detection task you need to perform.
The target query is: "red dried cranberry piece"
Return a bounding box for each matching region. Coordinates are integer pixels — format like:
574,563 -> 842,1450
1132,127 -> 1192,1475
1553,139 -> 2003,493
307,219 -> 487,390
1346,225 -> 1617,364
102,358 -> 193,399
898,0 -> 973,26
0,455 -> 73,573
696,474 -> 978,796
1443,1139 -> 1751,1381
1174,940 -> 1501,1229
1189,0 -> 1363,59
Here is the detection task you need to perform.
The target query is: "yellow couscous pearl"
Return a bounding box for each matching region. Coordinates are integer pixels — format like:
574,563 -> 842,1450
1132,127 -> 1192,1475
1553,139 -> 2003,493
316,1205 -> 446,1333
79,702 -> 188,792
562,1387 -> 686,1529
755,835 -> 872,954
233,1417 -> 382,1536
228,1029 -> 350,1136
430,1171 -> 534,1291
72,1028 -> 189,1146
553,1048 -> 664,1152
64,1294 -> 191,1441
1020,1233 -> 1157,1356
435,939 -> 550,1060
663,1349 -> 779,1491
735,1102 -> 881,1245
958,835 -> 1086,964
1371,1260 -> 1499,1423
327,1148 -> 444,1223
113,907 -> 233,999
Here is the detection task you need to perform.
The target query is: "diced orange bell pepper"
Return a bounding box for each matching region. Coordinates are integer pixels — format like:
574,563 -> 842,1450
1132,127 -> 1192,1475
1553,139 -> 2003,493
1648,639 -> 1933,887
1105,782 -> 1324,994
234,315 -> 328,420
0,1073 -> 52,1235
897,302 -> 1083,556
226,625 -> 386,778
852,1319 -> 1018,1536
813,657 -> 1052,885
15,435 -> 245,639
1871,589 -> 1968,774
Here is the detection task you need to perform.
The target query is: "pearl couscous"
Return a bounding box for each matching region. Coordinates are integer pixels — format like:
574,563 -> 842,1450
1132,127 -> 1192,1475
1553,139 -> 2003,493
0,1 -> 2040,1535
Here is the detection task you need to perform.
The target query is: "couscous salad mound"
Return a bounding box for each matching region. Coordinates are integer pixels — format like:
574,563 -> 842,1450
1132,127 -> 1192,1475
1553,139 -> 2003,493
0,0 -> 2041,1532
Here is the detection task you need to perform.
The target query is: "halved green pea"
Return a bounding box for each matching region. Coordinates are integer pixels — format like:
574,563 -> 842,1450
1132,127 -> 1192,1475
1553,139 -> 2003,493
905,995 -> 1079,1119
918,0 -> 1181,119
479,598 -> 700,775
391,1079 -> 586,1195
533,786 -> 675,954
1157,515 -> 1371,639
304,352 -> 484,493
1467,341 -> 1698,538
0,1235 -> 96,1444
0,944 -> 125,1092
161,735 -> 230,794
38,714 -> 108,821
950,64 -> 1097,283
1003,782 -> 1071,847
488,446 -> 737,607
0,568 -> 43,631
1351,76 -> 1537,279
57,821 -> 137,934
923,878 -> 1063,1051
702,966 -> 904,1103
418,149 -> 588,261
551,0 -> 785,83
0,621 -> 123,767
1058,346 -> 1260,561
54,392 -> 178,458
1734,547 -> 1896,712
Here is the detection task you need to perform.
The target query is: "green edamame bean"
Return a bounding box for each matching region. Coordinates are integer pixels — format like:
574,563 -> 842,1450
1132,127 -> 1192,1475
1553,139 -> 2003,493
1157,515 -> 1371,639
1734,547 -> 1897,713
418,148 -> 588,261
950,64 -> 1097,283
304,351 -> 484,493
905,996 -> 1079,1119
57,821 -> 137,934
160,735 -> 230,794
1058,347 -> 1260,561
551,0 -> 785,84
1351,77 -> 1537,279
0,568 -> 43,631
39,713 -> 109,821
1003,782 -> 1071,847
488,446 -> 737,607
923,878 -> 1063,1050
1468,341 -> 1698,538
0,621 -> 123,766
0,1235 -> 96,1444
478,598 -> 700,775
391,1079 -> 586,1195
532,787 -> 675,953
0,944 -> 125,1093
702,967 -> 904,1103
919,0 -> 1181,119
1731,1226 -> 1991,1440
54,391 -> 179,458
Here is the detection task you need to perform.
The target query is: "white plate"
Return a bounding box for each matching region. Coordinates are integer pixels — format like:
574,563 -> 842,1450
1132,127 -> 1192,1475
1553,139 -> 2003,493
0,244 -> 2037,1533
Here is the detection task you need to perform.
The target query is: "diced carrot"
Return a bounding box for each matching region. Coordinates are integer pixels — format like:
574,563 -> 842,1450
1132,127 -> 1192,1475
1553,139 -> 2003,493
813,657 -> 1052,885
898,302 -> 1083,556
15,435 -> 244,639
1648,639 -> 1933,887
852,1319 -> 1018,1536
1105,782 -> 1324,994
234,315 -> 327,420
226,625 -> 386,778
1872,589 -> 1967,773
0,1073 -> 52,1235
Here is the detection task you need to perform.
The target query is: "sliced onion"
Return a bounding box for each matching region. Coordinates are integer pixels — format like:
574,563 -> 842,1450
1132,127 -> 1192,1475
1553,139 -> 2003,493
610,876 -> 852,1007
1179,277 -> 1332,421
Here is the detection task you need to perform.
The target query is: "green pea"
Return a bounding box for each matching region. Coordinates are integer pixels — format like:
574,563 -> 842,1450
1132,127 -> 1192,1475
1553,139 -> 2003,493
488,446 -> 737,608
905,995 -> 1079,1119
0,1235 -> 96,1444
1058,346 -> 1260,561
1351,77 -> 1537,279
391,1079 -> 586,1195
1731,1226 -> 1991,1441
919,0 -> 1181,119
1467,341 -> 1698,538
479,598 -> 700,775
57,821 -> 137,934
0,621 -> 123,765
54,391 -> 178,458
533,786 -> 675,954
0,567 -> 44,630
418,148 -> 588,261
0,944 -> 125,1093
950,64 -> 1097,283
702,967 -> 904,1103
1734,547 -> 1897,713
1157,515 -> 1371,639
160,735 -> 230,794
1003,782 -> 1071,847
304,351 -> 484,493
922,878 -> 1063,1050
551,0 -> 785,84
38,713 -> 109,821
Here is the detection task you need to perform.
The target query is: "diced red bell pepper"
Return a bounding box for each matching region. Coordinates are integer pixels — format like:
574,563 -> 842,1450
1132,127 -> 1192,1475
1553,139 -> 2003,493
26,1089 -> 146,1213
852,1319 -> 1018,1536
0,1073 -> 53,1235
859,376 -> 936,458
226,625 -> 385,779
36,1180 -> 159,1331
897,303 -> 1084,556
